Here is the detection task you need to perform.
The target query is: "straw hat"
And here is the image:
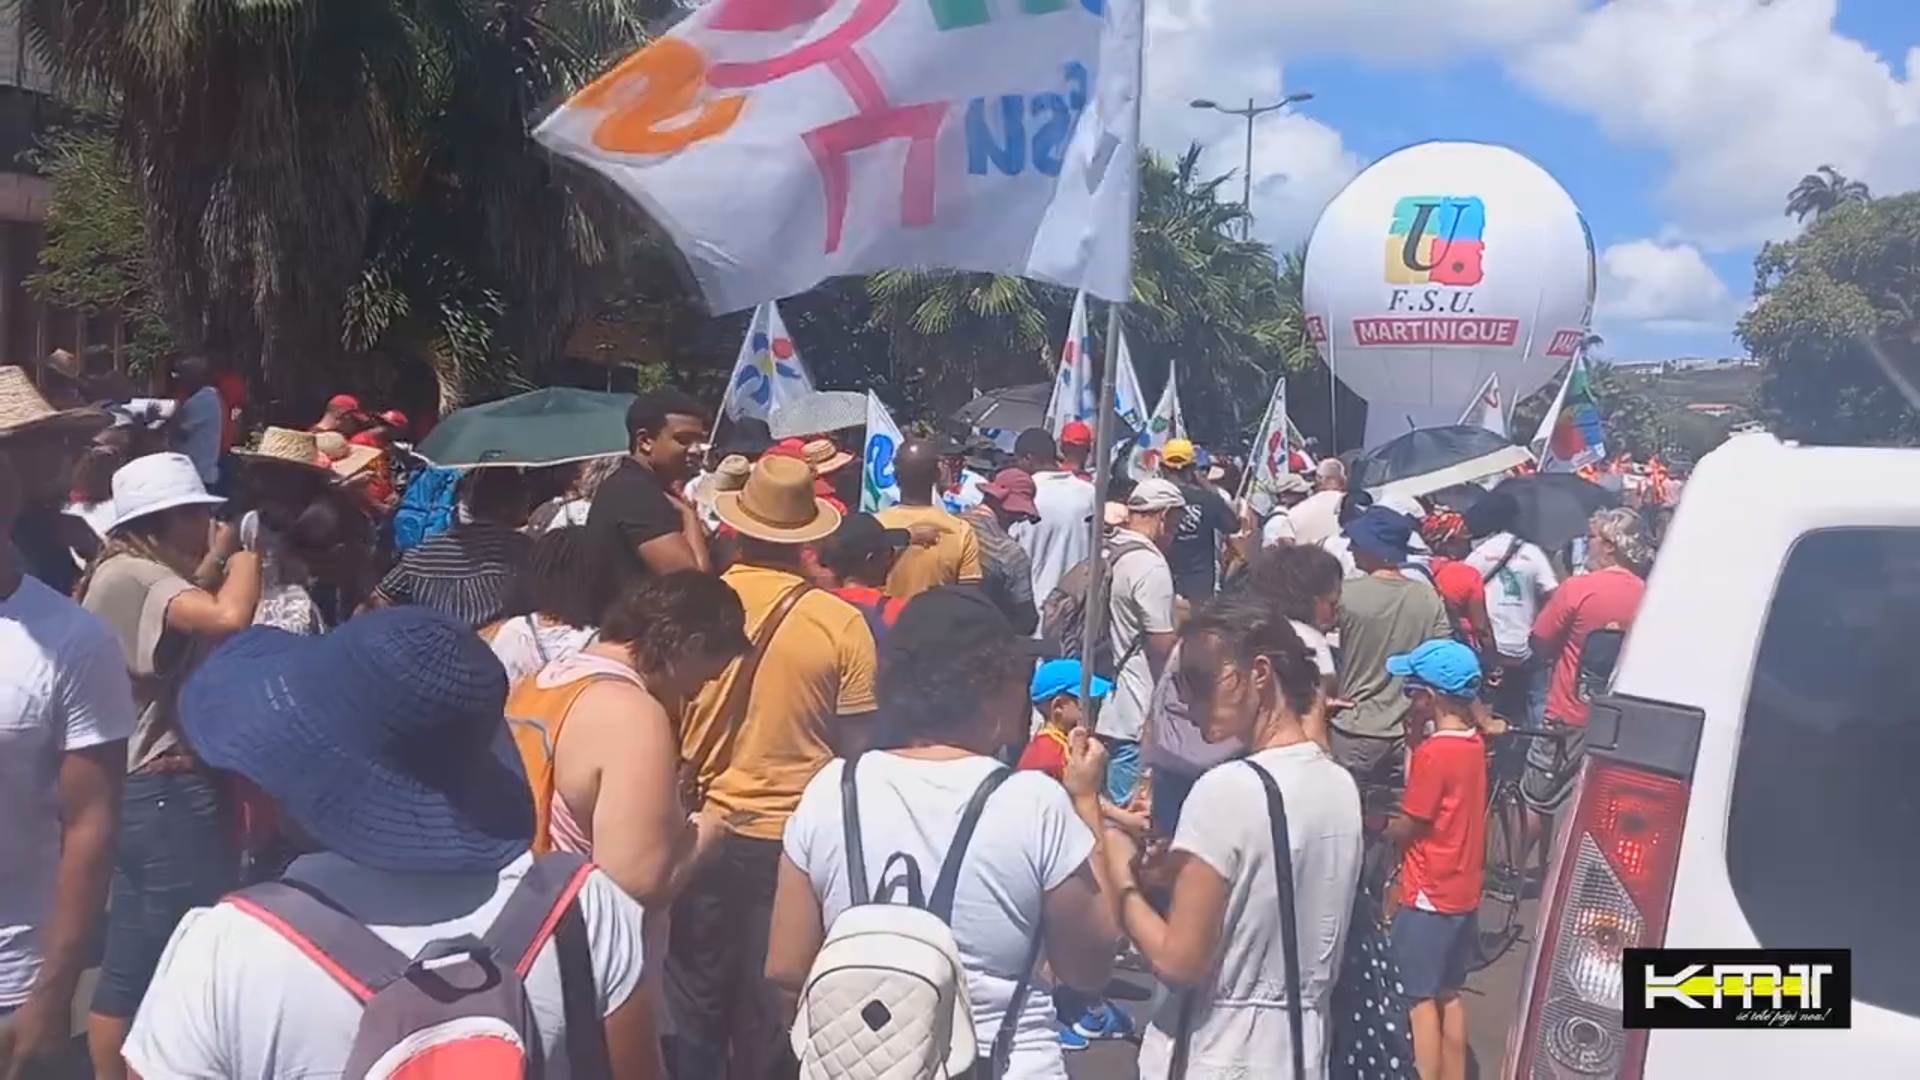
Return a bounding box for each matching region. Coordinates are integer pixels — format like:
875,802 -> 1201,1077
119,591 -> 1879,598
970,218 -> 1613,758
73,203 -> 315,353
713,454 -> 752,492
714,454 -> 841,544
0,366 -> 109,441
802,437 -> 854,476
235,426 -> 382,481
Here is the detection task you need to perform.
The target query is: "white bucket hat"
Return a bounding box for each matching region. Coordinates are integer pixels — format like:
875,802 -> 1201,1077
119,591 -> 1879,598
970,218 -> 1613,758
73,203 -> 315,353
107,452 -> 226,533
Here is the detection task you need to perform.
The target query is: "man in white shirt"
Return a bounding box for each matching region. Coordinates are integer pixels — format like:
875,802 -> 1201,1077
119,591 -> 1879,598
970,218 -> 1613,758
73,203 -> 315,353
1288,458 -> 1349,547
1258,472 -> 1314,548
1099,478 -> 1184,807
166,355 -> 224,489
1012,427 -> 1097,608
1462,490 -> 1559,728
0,450 -> 134,1078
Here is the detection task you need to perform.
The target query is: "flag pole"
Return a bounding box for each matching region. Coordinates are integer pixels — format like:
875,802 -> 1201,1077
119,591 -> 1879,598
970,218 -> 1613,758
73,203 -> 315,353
1078,0 -> 1145,718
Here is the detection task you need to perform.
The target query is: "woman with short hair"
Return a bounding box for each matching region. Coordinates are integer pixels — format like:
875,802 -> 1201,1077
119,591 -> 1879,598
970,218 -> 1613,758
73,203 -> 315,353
483,527 -> 616,684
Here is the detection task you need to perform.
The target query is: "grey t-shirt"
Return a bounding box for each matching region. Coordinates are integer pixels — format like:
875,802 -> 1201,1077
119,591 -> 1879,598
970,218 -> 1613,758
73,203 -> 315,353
81,555 -> 202,769
1334,574 -> 1454,739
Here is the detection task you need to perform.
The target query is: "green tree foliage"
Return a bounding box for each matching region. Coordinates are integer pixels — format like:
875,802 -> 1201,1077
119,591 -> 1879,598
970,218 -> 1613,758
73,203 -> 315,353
861,146 -> 1317,442
25,125 -> 173,374
1741,192 -> 1920,445
24,0 -> 660,416
1785,165 -> 1872,224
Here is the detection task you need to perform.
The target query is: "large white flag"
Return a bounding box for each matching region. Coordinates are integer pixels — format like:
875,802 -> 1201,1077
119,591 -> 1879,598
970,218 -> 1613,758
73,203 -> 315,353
1459,372 -> 1506,438
1244,377 -> 1296,496
861,391 -> 905,512
534,0 -> 1144,315
721,301 -> 815,422
1130,355 -> 1183,477
1044,291 -> 1097,438
1110,326 -> 1149,459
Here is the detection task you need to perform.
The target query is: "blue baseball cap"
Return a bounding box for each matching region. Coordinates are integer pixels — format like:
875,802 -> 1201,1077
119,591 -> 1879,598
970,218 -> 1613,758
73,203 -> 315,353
1345,506 -> 1418,562
1386,639 -> 1483,696
1030,658 -> 1112,704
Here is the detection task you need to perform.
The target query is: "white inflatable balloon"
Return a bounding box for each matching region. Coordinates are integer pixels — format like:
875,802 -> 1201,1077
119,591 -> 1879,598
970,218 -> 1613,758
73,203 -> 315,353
1302,141 -> 1596,448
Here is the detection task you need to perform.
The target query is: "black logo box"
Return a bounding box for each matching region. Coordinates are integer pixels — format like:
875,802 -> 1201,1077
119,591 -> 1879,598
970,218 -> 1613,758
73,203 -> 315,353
1623,949 -> 1852,1030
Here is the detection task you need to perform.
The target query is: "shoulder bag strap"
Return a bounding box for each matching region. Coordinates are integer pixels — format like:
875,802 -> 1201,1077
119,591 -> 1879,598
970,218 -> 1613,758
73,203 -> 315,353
225,881 -> 412,1004
988,919 -> 1046,1079
840,752 -> 870,905
1246,760 -> 1308,1080
685,581 -> 814,773
1481,535 -> 1524,585
555,900 -> 612,1080
528,615 -> 550,664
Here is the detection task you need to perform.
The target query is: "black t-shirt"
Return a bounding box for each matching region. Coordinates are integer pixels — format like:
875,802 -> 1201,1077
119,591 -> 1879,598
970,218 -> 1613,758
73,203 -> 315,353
583,458 -> 681,585
1167,481 -> 1238,601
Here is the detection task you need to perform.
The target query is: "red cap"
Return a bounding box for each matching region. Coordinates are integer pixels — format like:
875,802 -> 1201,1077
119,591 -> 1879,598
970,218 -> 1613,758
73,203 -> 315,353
379,409 -> 409,429
327,394 -> 362,413
767,438 -> 808,461
1060,420 -> 1093,447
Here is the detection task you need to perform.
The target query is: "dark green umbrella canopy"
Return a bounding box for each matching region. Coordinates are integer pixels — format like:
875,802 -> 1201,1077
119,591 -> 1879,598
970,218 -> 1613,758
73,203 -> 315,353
416,387 -> 631,468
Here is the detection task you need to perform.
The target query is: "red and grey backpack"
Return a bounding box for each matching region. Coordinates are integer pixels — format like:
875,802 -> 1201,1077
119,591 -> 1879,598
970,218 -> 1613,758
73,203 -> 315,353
226,852 -> 610,1079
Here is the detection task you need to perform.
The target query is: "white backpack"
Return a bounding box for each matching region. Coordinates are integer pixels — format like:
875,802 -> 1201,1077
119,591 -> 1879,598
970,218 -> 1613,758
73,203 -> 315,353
791,755 -> 1044,1080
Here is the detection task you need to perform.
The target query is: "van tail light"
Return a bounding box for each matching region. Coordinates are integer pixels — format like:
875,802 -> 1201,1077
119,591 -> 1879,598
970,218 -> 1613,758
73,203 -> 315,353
1511,760 -> 1690,1080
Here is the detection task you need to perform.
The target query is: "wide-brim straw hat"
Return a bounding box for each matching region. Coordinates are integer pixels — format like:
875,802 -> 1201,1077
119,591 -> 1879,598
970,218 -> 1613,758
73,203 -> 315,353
235,426 -> 382,481
714,454 -> 841,544
803,438 -> 855,476
0,366 -> 110,441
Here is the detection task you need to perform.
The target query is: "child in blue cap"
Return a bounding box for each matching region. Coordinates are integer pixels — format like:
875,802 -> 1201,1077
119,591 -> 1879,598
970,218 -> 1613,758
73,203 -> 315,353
1383,638 -> 1489,1080
1017,657 -> 1144,1050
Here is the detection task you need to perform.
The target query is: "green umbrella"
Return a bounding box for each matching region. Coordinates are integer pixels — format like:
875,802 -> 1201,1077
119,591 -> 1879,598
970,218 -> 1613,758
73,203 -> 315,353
416,387 -> 631,468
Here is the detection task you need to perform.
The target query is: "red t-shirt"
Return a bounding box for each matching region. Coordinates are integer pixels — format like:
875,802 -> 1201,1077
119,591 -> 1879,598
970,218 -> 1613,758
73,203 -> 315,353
1532,566 -> 1646,726
1400,728 -> 1487,914
1016,727 -> 1071,782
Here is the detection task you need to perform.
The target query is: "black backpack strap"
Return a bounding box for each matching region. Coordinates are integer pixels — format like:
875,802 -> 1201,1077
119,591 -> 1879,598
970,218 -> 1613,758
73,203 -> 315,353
1246,761 -> 1308,1080
555,898 -> 611,1080
841,753 -> 870,905
1481,535 -> 1523,584
873,853 -> 928,908
482,852 -> 596,977
927,766 -> 1016,922
226,880 -> 411,1003
987,916 -> 1046,1079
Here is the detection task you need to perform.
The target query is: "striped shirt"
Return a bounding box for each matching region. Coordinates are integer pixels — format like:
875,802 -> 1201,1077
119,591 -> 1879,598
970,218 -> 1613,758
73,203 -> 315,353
960,505 -> 1037,632
375,523 -> 531,628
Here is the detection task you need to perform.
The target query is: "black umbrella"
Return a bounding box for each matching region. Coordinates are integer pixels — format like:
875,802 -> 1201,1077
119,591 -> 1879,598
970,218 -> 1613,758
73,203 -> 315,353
951,384 -> 1135,444
1487,472 -> 1620,554
1426,482 -> 1491,515
1359,425 -> 1532,500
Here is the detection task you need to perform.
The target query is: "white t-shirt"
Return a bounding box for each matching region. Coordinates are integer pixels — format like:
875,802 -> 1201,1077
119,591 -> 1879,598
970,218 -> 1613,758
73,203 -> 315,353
1287,490 -> 1345,546
1144,624 -> 1334,776
1137,744 -> 1365,1080
1260,509 -> 1298,548
783,753 -> 1094,1080
1103,537 -> 1175,742
122,851 -> 648,1080
487,615 -> 600,686
0,576 -> 136,1009
1016,471 -> 1097,611
1464,532 -> 1560,660
172,385 -> 225,484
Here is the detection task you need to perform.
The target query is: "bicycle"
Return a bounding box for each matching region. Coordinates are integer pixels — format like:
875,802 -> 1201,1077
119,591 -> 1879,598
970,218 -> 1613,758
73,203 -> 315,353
1474,713 -> 1576,970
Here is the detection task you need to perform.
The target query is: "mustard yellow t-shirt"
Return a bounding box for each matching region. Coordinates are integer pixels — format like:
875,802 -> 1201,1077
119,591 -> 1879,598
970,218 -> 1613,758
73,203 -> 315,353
689,563 -> 879,840
875,504 -> 984,600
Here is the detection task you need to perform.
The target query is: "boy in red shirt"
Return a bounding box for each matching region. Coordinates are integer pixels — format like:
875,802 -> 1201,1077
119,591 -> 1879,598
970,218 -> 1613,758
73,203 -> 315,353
1386,639 -> 1489,1080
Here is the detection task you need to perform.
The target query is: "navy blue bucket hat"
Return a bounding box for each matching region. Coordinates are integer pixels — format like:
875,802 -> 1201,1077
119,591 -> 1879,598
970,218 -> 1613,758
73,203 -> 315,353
180,606 -> 533,874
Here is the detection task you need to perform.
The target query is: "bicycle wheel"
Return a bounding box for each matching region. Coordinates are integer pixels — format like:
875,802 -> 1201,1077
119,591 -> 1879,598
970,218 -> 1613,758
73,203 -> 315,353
1474,780 -> 1527,970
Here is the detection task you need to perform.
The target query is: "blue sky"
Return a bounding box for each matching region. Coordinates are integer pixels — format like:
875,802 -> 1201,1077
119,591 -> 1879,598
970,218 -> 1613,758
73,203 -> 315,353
1140,0 -> 1920,363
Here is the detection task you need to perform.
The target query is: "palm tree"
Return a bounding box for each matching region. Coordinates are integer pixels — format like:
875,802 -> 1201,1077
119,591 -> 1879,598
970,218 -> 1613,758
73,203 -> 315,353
24,0 -> 659,415
865,270 -> 1059,410
1786,165 -> 1871,223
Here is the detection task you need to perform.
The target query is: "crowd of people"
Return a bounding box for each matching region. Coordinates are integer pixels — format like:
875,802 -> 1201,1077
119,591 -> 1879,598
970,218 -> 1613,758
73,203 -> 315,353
0,356 -> 1656,1080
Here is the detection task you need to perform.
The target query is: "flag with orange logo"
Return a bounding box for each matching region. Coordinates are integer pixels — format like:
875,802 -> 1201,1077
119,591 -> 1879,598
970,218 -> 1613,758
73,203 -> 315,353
535,0 -> 1145,314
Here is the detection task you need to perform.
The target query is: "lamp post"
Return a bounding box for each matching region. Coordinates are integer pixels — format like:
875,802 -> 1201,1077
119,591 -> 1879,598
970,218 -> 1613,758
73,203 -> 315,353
1190,92 -> 1315,237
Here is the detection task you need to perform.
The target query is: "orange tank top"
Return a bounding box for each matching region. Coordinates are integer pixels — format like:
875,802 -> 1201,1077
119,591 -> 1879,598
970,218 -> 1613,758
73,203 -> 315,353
505,654 -> 643,855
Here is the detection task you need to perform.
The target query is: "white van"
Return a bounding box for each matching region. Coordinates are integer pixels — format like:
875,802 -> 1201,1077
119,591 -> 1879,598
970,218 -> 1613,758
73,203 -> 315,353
1504,432 -> 1920,1077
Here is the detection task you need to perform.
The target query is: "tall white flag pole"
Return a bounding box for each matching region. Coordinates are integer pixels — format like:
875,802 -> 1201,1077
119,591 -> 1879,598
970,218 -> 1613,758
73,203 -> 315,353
1079,0 -> 1145,713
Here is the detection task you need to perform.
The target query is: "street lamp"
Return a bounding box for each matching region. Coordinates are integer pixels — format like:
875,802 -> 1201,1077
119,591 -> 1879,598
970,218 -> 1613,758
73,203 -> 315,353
1191,92 -> 1316,237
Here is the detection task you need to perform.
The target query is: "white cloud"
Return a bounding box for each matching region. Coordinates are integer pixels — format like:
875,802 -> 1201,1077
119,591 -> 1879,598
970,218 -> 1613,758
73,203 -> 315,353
1596,240 -> 1733,331
1509,0 -> 1920,250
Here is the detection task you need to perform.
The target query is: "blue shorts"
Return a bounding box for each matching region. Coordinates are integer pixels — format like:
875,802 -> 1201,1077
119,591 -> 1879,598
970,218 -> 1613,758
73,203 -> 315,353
1391,907 -> 1477,1001
1098,736 -> 1141,807
93,771 -> 238,1019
